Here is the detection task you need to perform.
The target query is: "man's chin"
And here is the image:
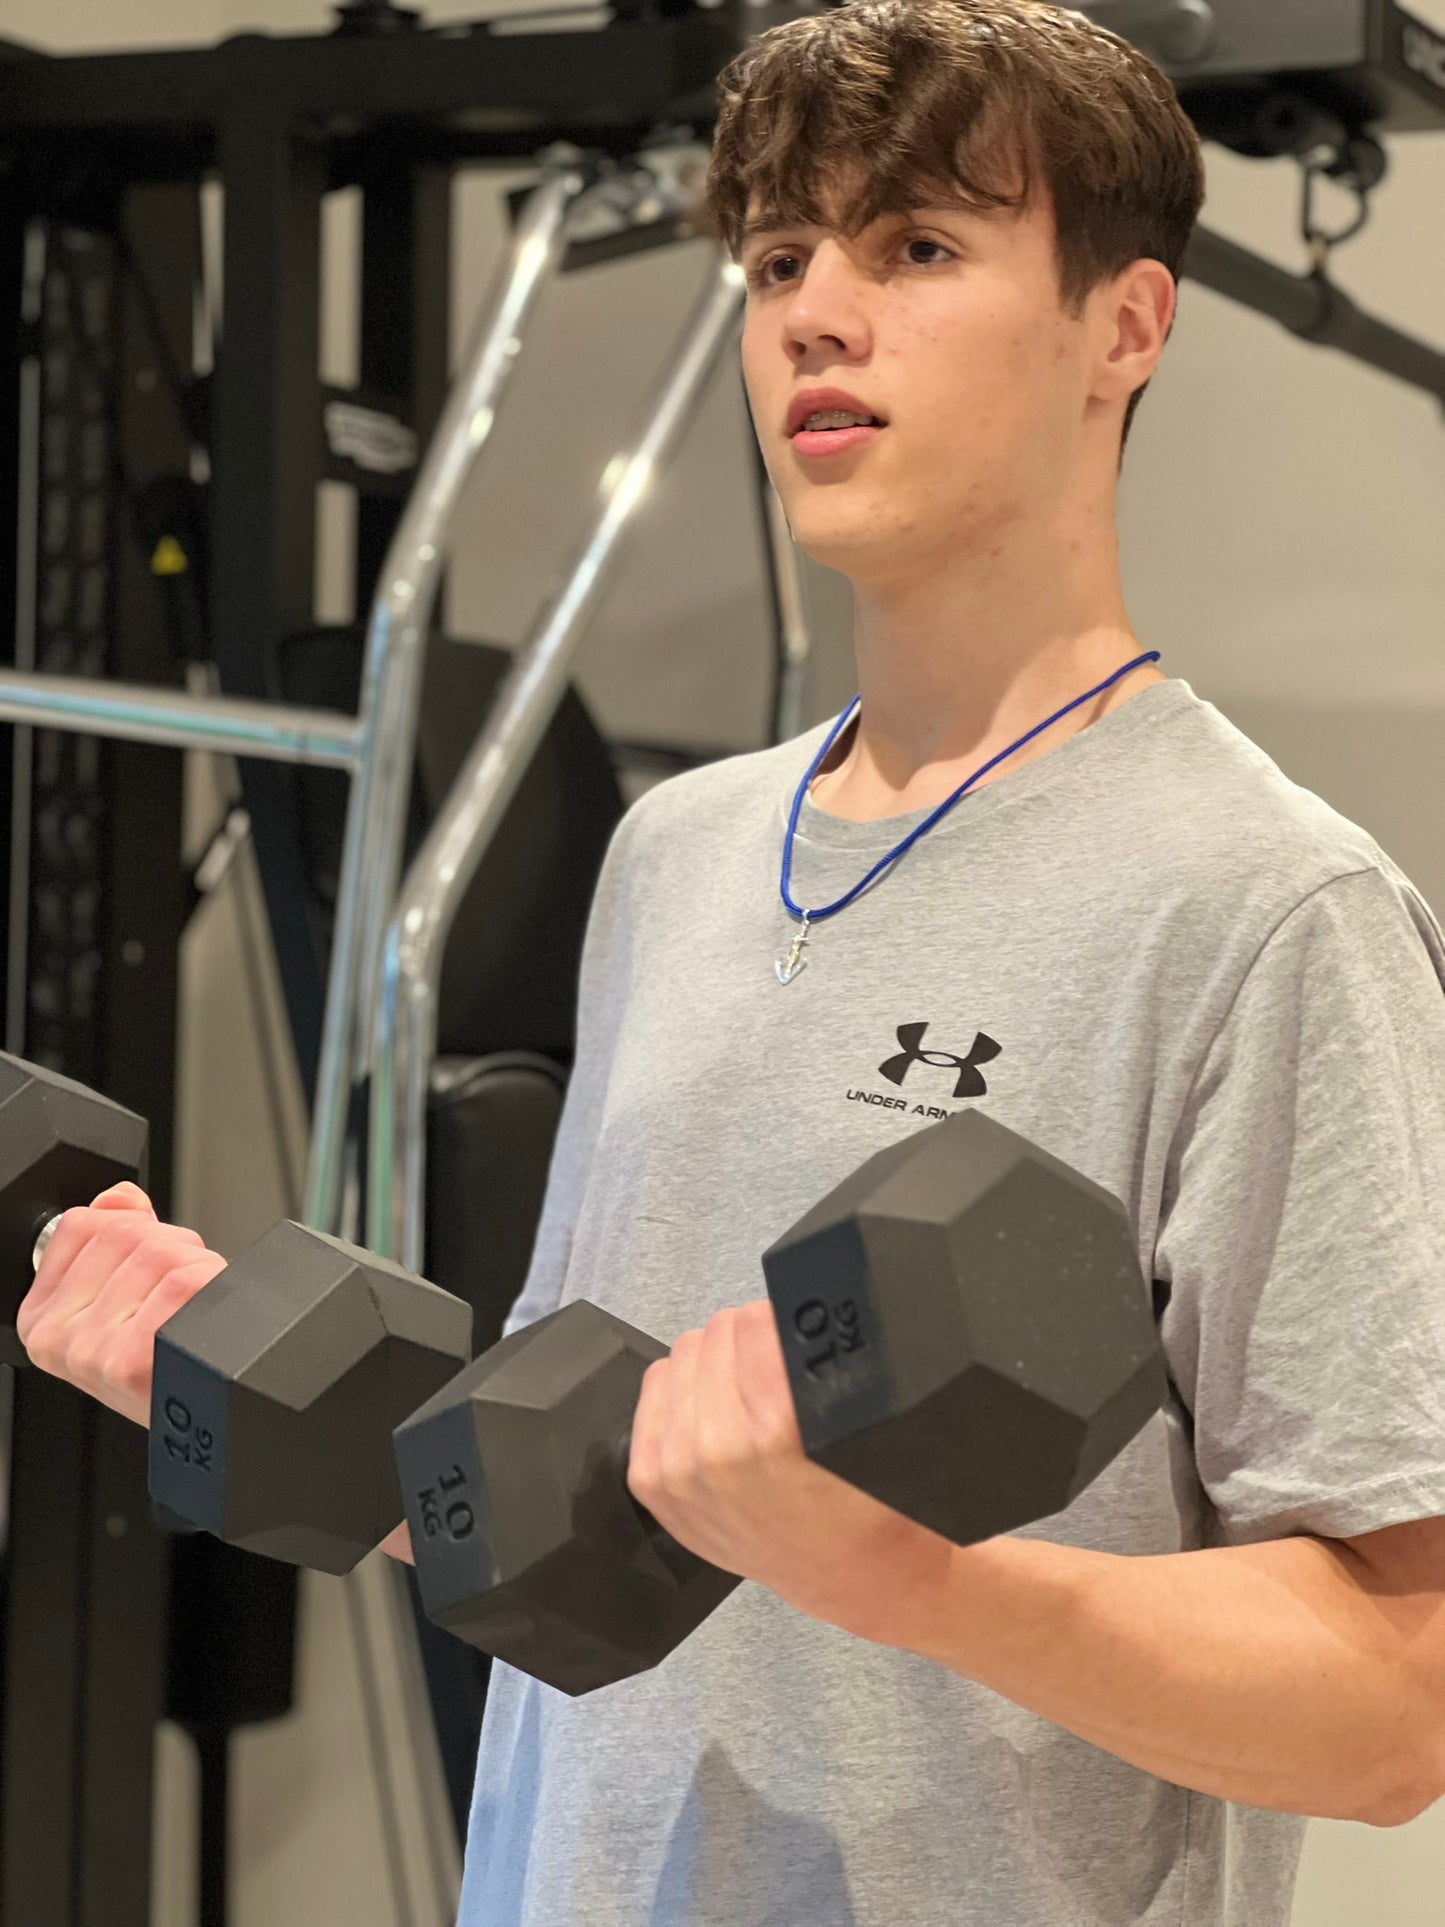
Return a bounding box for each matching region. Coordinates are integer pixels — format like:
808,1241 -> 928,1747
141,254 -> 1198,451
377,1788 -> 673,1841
785,516 -> 908,583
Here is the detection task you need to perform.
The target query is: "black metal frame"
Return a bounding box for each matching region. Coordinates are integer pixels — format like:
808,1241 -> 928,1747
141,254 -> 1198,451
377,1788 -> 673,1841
0,9 -> 735,1099
0,18 -> 741,1927
1184,226 -> 1445,408
0,184 -> 193,1927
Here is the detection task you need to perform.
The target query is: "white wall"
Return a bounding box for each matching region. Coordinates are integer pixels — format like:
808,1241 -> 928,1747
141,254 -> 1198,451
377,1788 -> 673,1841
0,0 -> 223,48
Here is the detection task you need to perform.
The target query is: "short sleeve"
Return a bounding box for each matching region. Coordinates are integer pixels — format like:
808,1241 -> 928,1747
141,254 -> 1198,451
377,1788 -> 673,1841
1153,864 -> 1445,1544
501,803 -> 640,1336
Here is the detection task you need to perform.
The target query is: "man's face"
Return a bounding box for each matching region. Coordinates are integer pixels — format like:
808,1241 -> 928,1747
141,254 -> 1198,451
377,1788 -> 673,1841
738,172 -> 1107,590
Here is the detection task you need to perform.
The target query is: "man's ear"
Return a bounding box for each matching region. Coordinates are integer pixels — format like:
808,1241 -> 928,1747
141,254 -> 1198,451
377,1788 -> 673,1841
1096,257 -> 1178,407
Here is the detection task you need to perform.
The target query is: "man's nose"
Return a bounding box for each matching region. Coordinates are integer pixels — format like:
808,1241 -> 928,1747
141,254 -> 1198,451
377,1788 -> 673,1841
783,242 -> 870,351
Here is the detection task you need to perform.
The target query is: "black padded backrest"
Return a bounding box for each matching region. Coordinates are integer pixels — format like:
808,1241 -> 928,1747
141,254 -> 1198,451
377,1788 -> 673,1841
278,625 -> 624,1060
426,1051 -> 567,1351
417,1050 -> 571,1840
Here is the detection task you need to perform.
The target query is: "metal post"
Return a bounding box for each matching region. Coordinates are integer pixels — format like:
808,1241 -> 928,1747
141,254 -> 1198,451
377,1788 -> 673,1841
211,104 -> 331,1094
367,254 -> 746,1274
301,153 -> 600,1243
748,436 -> 815,745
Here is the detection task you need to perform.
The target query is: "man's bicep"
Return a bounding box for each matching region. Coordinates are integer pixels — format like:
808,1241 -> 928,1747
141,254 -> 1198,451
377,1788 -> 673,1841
1333,1514 -> 1445,1774
1155,865 -> 1445,1546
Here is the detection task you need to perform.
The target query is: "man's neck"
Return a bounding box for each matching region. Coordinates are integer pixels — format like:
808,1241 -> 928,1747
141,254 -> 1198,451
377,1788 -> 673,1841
810,516 -> 1160,824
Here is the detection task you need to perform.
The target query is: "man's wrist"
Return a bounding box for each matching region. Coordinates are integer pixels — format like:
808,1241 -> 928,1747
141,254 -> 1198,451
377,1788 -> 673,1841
829,1524 -> 988,1658
852,1530 -> 1086,1678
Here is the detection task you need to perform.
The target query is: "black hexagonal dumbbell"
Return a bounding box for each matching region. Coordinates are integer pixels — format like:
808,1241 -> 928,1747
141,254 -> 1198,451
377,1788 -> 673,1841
148,1221 -> 473,1573
394,1106 -> 1168,1694
0,1050 -> 148,1369
762,1107 -> 1167,1542
394,1302 -> 742,1694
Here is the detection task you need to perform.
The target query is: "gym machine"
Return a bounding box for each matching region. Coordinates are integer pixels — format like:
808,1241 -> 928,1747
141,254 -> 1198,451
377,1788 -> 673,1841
0,89 -> 765,1927
0,155 -> 583,1926
1086,0 -> 1445,408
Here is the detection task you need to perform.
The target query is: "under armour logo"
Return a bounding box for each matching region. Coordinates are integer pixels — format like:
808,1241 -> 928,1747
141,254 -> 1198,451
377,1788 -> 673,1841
878,1022 -> 1002,1100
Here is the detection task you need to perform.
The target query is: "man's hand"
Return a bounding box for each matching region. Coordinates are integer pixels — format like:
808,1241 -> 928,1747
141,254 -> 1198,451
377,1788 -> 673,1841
17,1182 -> 226,1428
627,1298 -> 952,1644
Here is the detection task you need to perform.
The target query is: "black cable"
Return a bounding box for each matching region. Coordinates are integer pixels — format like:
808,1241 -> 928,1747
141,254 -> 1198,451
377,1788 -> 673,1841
112,221 -> 208,452
228,834 -> 306,1223
1298,133 -> 1384,276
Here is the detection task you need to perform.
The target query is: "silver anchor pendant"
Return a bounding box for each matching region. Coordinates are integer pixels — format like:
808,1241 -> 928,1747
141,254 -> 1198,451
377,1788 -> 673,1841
775,912 -> 812,985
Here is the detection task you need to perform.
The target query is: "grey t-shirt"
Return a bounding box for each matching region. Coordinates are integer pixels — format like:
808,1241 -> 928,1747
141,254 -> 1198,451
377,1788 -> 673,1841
457,675 -> 1445,1926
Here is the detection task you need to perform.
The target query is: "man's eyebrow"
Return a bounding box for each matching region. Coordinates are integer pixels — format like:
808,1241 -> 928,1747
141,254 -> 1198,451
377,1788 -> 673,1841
740,202 -> 991,246
740,216 -> 795,245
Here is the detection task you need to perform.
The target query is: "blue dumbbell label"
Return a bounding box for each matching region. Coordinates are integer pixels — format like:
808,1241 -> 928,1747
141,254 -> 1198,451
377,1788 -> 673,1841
416,1461 -> 475,1544
149,1345 -> 229,1533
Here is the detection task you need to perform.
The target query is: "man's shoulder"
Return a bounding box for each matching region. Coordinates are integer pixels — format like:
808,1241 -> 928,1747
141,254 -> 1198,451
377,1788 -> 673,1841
1142,690 -> 1404,924
616,731 -> 824,853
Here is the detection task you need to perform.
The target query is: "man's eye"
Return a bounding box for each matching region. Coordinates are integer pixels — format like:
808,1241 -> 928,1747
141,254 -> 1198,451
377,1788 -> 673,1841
751,252 -> 803,289
751,237 -> 955,289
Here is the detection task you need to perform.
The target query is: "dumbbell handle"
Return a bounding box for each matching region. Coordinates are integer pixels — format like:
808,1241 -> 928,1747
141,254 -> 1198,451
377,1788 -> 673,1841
31,1211 -> 65,1274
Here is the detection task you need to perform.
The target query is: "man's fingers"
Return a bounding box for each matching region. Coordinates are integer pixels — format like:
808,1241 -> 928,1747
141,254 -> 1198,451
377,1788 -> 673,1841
101,1258 -> 226,1415
19,1211 -> 156,1340
629,1357 -> 669,1499
692,1309 -> 755,1472
88,1182 -> 158,1216
631,1327 -> 702,1509
83,1240 -> 226,1344
19,1215 -> 207,1349
659,1325 -> 709,1494
53,1256 -> 219,1425
730,1299 -> 802,1450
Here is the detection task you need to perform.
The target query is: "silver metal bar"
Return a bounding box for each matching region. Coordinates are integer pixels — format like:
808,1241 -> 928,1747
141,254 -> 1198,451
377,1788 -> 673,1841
345,164 -> 733,1927
302,152 -> 598,1242
761,479 -> 814,744
0,674 -> 361,766
314,154 -> 628,1927
308,158 -> 603,1927
368,252 -> 746,1273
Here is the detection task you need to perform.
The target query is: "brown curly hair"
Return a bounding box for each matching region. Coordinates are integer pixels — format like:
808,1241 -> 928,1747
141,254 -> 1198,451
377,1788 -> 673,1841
704,0 -> 1206,449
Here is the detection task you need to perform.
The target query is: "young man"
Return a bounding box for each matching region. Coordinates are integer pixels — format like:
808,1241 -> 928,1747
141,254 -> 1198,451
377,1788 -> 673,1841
17,2 -> 1445,1923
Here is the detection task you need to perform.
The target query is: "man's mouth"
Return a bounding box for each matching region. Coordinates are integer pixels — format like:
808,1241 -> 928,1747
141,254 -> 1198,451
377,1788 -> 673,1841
794,408 -> 883,434
785,389 -> 888,438
790,416 -> 886,458
783,389 -> 888,460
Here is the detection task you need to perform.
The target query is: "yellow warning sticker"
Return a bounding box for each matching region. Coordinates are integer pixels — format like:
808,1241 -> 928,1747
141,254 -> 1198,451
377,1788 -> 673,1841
150,535 -> 189,576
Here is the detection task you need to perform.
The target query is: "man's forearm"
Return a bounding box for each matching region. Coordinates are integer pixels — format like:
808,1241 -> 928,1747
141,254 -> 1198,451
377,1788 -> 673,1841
879,1532 -> 1440,1827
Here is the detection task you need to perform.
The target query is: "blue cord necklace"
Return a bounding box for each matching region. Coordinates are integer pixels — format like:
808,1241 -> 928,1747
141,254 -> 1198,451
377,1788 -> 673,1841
774,650 -> 1163,984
